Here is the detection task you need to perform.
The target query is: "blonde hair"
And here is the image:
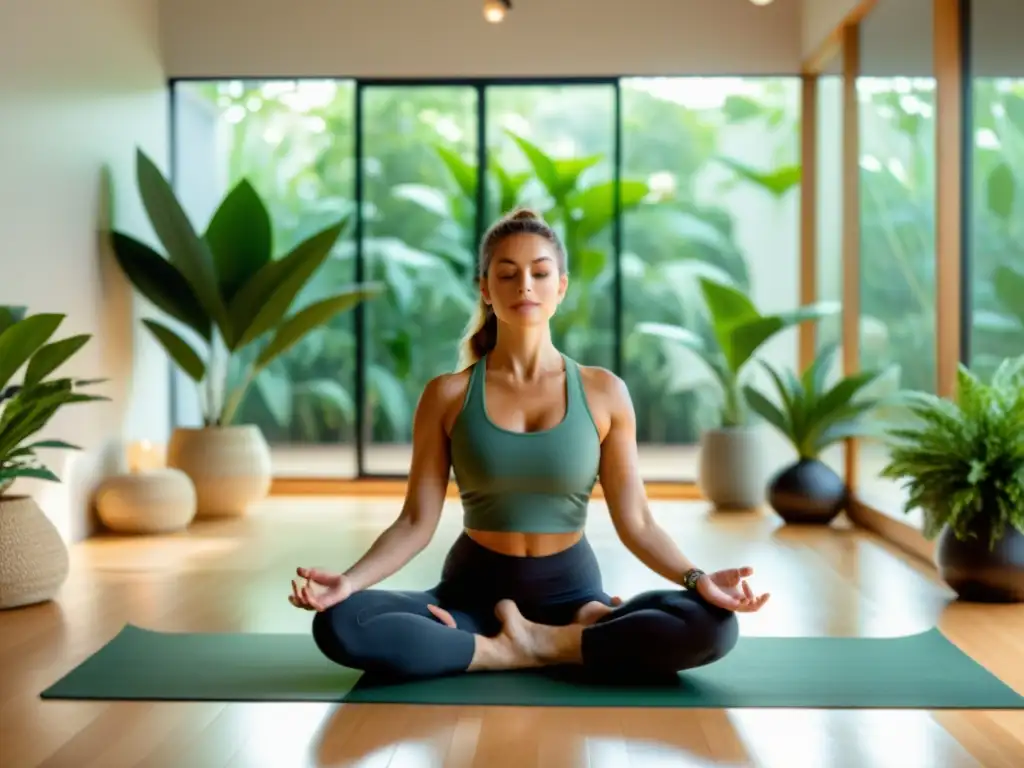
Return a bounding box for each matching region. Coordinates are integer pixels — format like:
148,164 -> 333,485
456,208 -> 567,370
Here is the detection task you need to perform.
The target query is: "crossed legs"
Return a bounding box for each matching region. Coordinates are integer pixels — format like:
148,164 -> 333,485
312,587 -> 739,680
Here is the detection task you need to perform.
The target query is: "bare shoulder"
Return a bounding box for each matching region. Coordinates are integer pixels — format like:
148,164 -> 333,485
578,364 -> 631,406
577,364 -> 634,437
420,368 -> 473,434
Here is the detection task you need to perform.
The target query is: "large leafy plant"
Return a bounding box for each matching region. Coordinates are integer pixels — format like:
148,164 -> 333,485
110,149 -> 383,427
879,356 -> 1024,549
0,307 -> 106,496
637,276 -> 838,427
742,344 -> 890,461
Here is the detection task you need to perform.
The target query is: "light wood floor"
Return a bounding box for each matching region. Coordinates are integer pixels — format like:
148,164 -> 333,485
2,497 -> 1022,768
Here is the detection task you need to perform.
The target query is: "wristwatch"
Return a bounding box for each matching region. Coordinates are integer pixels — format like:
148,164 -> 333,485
682,568 -> 706,590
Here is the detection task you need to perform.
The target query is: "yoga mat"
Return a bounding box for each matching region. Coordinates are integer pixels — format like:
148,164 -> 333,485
40,624 -> 1024,709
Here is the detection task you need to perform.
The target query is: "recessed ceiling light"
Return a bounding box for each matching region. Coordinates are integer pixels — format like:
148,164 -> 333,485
483,0 -> 511,23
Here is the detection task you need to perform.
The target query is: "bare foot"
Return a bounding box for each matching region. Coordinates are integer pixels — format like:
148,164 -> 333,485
469,600 -> 583,671
574,596 -> 622,626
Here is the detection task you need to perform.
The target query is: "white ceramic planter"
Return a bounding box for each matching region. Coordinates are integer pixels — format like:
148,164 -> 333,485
166,425 -> 272,517
96,468 -> 198,534
697,427 -> 766,510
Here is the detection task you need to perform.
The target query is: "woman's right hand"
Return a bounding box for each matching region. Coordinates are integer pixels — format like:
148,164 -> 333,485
289,567 -> 354,612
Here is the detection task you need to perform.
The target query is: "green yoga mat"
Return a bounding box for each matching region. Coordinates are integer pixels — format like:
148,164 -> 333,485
40,623 -> 1024,709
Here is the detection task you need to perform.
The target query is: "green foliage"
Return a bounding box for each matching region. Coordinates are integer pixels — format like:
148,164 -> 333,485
0,308 -> 107,496
993,264 -> 1024,328
973,90 -> 1024,372
174,77 -> 1023,454
109,149 -> 384,426
190,79 -> 798,445
879,356 -> 1024,548
636,277 -> 839,427
713,156 -> 802,199
742,344 -> 890,460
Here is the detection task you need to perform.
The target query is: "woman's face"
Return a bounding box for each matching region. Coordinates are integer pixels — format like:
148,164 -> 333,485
481,233 -> 567,327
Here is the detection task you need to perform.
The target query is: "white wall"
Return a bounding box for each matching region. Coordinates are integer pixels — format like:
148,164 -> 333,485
0,0 -> 170,543
159,0 -> 803,78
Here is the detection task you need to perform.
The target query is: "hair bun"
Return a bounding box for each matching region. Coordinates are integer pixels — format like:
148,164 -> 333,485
506,207 -> 543,223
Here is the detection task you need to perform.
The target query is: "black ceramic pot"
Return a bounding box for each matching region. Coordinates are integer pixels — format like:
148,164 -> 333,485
767,458 -> 848,525
936,522 -> 1024,603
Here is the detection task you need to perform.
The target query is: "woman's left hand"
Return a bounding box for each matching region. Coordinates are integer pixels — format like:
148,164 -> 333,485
696,567 -> 770,613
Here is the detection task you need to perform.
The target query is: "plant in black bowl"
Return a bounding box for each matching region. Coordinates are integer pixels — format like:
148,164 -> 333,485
742,344 -> 890,525
879,355 -> 1024,602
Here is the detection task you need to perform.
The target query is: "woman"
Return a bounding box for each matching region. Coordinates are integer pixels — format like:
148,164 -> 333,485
290,208 -> 770,681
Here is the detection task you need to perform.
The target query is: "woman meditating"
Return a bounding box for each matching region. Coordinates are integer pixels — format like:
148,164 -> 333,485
290,208 -> 770,680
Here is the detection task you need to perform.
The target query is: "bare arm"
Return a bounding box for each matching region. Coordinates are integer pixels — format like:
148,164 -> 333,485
596,372 -> 701,584
342,375 -> 453,592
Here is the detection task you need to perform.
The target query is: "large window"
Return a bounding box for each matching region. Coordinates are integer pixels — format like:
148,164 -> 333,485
817,56 -> 846,478
855,0 -> 937,507
360,85 -> 480,474
170,76 -> 801,480
485,83 -> 617,372
171,80 -> 359,478
620,78 -> 801,480
969,0 -> 1024,378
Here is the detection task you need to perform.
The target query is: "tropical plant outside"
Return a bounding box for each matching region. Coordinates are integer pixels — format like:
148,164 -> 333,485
172,79 -> 801,463
167,75 -> 1023,478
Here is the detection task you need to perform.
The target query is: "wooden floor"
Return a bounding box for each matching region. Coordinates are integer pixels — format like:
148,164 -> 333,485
2,497 -> 1022,768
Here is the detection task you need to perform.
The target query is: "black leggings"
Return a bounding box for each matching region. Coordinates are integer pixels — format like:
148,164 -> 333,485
312,533 -> 739,680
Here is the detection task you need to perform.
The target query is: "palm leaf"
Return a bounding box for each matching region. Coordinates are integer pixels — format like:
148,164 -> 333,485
0,306 -> 27,334
142,319 -> 206,383
743,384 -> 791,437
0,464 -> 61,484
23,335 -> 90,388
747,351 -> 886,459
253,285 -> 384,372
228,218 -> 347,350
204,178 -> 273,307
634,321 -> 733,392
0,313 -> 64,391
134,149 -> 230,339
109,231 -> 211,341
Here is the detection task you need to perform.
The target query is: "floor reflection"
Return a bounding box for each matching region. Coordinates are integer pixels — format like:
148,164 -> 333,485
306,701 -> 992,768
312,702 -> 749,767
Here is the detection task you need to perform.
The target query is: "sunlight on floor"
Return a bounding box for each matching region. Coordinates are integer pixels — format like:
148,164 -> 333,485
71,535 -> 243,572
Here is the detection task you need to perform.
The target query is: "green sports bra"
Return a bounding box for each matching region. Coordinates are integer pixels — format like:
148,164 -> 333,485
449,354 -> 602,533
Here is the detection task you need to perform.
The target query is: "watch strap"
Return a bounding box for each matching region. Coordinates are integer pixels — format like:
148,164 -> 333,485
682,568 -> 705,590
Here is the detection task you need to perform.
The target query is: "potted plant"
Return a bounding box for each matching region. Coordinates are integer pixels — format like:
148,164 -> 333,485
742,344 -> 890,524
0,307 -> 106,609
109,149 -> 382,516
879,356 -> 1024,603
637,276 -> 838,509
